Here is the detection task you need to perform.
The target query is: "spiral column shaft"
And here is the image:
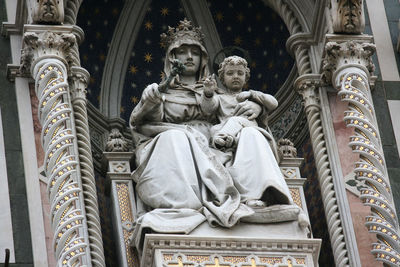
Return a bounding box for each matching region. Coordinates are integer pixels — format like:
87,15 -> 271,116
22,27 -> 93,267
337,70 -> 400,266
324,37 -> 400,266
70,66 -> 106,266
296,77 -> 350,266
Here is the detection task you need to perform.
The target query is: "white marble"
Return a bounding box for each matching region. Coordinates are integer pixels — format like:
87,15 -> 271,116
190,220 -> 308,239
0,108 -> 15,263
366,0 -> 400,81
388,100 -> 400,158
15,77 -> 48,267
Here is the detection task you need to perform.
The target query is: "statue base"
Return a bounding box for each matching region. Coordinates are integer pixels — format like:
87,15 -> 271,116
140,221 -> 321,267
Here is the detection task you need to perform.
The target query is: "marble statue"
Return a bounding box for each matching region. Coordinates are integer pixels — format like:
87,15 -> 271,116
129,19 -> 304,249
201,56 -> 279,152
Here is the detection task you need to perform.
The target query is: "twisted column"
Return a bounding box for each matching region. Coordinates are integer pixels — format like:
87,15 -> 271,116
70,66 -> 106,266
22,27 -> 92,267
64,0 -> 84,25
324,36 -> 400,266
266,0 -> 312,76
263,5 -> 353,263
295,75 -> 350,267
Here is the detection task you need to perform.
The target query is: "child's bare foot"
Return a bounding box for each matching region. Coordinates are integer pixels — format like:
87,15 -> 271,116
213,133 -> 235,148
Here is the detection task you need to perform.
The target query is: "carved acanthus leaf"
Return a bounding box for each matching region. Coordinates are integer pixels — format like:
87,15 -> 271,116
322,40 -> 375,85
105,129 -> 130,152
294,75 -> 321,109
70,66 -> 90,100
21,31 -> 76,74
331,0 -> 365,34
278,139 -> 297,159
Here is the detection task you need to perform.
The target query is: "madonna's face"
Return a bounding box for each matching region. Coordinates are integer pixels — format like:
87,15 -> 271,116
174,45 -> 201,76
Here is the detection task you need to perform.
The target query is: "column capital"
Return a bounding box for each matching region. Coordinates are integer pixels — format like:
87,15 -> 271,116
70,66 -> 90,100
20,25 -> 84,75
294,74 -> 321,109
322,34 -> 375,88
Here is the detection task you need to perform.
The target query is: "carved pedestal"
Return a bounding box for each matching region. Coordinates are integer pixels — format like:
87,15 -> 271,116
139,154 -> 319,267
104,152 -> 137,267
104,143 -> 319,267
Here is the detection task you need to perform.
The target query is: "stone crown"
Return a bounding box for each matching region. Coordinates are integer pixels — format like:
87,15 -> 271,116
160,18 -> 204,48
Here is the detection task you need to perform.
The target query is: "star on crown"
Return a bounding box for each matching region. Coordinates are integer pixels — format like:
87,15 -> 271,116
160,18 -> 205,49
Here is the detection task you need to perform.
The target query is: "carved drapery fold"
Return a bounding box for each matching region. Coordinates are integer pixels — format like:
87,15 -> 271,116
295,75 -> 350,267
324,36 -> 400,266
21,27 -> 97,267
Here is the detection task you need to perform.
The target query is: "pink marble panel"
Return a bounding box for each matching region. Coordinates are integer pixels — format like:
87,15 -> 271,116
328,93 -> 383,267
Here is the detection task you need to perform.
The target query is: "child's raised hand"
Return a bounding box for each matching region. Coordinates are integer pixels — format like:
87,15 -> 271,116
203,74 -> 217,97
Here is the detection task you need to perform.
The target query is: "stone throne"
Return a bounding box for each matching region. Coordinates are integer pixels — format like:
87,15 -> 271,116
104,131 -> 321,267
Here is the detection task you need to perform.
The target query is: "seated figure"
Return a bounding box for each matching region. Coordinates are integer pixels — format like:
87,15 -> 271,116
128,19 -> 307,250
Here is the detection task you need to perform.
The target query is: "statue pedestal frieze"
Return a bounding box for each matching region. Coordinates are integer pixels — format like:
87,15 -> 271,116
143,235 -> 320,267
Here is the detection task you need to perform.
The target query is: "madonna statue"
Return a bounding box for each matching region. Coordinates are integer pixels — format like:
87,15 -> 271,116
129,19 -> 303,249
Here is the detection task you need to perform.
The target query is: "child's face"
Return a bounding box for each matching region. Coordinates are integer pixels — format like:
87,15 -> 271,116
223,64 -> 246,92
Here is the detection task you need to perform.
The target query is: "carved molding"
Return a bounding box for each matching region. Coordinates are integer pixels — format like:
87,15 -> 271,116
266,0 -> 312,76
295,74 -> 352,267
104,152 -> 137,267
330,0 -> 365,34
32,0 -> 64,24
142,235 -> 321,267
324,35 -> 400,266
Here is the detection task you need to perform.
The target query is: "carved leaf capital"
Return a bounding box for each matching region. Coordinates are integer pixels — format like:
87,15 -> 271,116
322,40 -> 376,85
21,31 -> 76,74
294,74 -> 321,109
69,66 -> 90,100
